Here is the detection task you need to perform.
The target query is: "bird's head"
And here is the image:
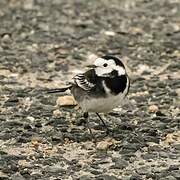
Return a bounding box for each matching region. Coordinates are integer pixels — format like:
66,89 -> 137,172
91,55 -> 126,77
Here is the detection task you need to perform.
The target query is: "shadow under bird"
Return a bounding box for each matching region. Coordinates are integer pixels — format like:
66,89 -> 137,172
48,55 -> 130,140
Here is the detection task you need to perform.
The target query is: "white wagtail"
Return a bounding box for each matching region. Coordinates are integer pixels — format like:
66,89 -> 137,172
49,55 -> 130,139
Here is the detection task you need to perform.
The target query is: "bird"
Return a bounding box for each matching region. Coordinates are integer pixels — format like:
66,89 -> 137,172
48,55 -> 130,140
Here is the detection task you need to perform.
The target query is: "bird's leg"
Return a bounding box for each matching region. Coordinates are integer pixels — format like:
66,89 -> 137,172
96,113 -> 110,134
83,112 -> 96,142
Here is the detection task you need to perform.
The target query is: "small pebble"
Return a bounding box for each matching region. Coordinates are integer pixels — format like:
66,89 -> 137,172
104,31 -> 116,36
53,109 -> 62,117
149,105 -> 159,113
2,34 -> 12,43
96,138 -> 116,150
56,96 -> 77,106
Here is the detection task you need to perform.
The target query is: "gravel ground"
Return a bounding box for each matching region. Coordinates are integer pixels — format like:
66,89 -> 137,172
0,0 -> 180,179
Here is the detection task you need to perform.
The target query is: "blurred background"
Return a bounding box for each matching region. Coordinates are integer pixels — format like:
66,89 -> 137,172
0,0 -> 179,179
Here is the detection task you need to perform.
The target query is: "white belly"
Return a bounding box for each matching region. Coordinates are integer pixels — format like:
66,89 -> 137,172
79,93 -> 125,113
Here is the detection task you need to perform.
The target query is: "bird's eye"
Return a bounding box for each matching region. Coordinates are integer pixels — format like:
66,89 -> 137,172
103,63 -> 108,67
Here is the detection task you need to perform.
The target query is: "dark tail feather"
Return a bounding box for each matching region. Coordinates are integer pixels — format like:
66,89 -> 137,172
47,86 -> 71,93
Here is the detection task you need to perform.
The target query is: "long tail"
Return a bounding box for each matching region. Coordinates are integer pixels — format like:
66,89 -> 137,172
47,85 -> 72,93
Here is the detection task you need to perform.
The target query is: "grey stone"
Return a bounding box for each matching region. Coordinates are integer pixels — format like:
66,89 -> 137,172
111,158 -> 129,169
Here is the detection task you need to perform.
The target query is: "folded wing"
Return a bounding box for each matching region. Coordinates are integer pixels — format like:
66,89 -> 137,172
73,74 -> 95,91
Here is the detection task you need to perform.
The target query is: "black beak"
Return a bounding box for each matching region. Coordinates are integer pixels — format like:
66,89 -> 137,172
86,65 -> 97,68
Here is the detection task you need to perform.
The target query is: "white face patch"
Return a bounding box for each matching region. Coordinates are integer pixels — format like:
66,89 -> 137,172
94,58 -> 125,77
114,66 -> 126,76
94,58 -> 106,67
